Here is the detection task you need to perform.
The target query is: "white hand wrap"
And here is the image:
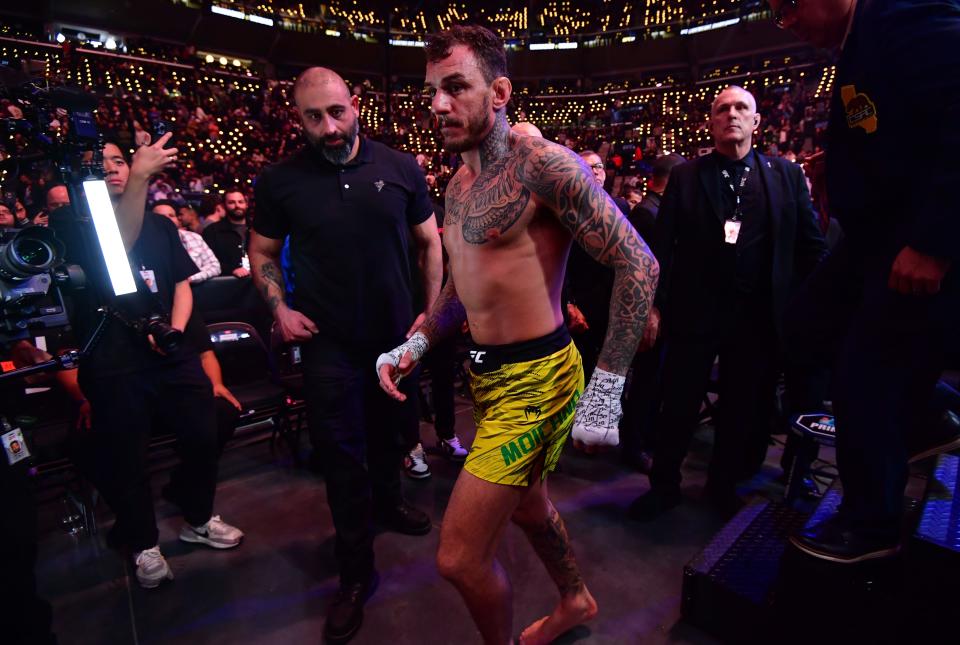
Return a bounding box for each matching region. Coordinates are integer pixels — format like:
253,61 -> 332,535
375,332 -> 430,382
571,367 -> 625,446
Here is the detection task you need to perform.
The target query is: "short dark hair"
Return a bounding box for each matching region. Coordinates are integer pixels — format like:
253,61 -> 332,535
652,153 -> 686,181
151,199 -> 177,211
222,188 -> 246,202
197,195 -> 219,218
101,137 -> 131,163
425,25 -> 507,84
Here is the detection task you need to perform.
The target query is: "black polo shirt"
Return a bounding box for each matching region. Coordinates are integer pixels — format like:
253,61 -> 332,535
253,137 -> 432,349
715,150 -> 772,295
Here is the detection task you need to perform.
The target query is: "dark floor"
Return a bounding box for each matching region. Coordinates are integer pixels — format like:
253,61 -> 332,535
35,395 -> 809,645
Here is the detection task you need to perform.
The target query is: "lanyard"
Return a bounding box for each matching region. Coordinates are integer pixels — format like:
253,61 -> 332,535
720,165 -> 750,220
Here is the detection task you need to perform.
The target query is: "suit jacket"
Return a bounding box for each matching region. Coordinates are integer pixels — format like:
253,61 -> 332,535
653,151 -> 826,338
202,218 -> 246,275
629,191 -> 661,243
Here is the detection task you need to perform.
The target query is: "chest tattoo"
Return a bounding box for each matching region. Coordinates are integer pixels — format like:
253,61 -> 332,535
445,155 -> 531,245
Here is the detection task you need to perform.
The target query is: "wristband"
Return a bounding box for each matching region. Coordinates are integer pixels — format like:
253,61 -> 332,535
375,331 -> 430,381
571,367 -> 626,446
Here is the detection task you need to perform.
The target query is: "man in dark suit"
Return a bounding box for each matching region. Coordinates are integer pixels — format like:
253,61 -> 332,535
630,85 -> 826,519
771,0 -> 960,562
620,152 -> 686,472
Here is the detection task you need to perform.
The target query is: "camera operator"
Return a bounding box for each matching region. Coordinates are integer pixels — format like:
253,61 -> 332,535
52,138 -> 243,589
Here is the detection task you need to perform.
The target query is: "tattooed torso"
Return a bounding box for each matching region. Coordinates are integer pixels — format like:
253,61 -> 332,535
442,128 -> 659,373
442,135 -> 573,346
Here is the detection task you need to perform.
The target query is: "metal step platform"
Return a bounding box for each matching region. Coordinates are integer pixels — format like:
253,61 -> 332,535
682,454 -> 960,643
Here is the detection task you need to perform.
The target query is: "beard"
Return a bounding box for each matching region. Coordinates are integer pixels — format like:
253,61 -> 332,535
307,116 -> 360,165
439,97 -> 492,153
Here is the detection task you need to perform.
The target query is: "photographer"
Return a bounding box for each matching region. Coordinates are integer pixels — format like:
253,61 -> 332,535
52,138 -> 243,589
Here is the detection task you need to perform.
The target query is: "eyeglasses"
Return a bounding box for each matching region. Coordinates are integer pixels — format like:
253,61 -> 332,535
772,0 -> 799,28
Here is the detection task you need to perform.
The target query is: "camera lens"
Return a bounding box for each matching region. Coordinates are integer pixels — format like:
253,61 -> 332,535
145,318 -> 183,354
0,227 -> 65,280
13,238 -> 53,268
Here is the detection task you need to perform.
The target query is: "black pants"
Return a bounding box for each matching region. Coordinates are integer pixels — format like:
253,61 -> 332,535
783,239 -> 957,538
420,336 -> 457,443
620,341 -> 664,458
79,358 -> 219,552
0,461 -> 55,645
302,340 -> 417,585
168,396 -> 239,500
651,296 -> 778,492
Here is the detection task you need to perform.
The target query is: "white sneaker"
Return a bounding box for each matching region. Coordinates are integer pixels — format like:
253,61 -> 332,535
438,435 -> 468,462
135,546 -> 174,589
179,515 -> 244,549
403,443 -> 431,479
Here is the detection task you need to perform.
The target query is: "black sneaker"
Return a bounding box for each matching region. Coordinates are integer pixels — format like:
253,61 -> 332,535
324,572 -> 379,644
789,514 -> 900,564
628,487 -> 682,522
375,500 -> 432,536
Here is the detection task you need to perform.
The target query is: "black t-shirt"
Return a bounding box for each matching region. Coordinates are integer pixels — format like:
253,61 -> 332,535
55,211 -> 199,377
182,309 -> 214,353
254,137 -> 432,349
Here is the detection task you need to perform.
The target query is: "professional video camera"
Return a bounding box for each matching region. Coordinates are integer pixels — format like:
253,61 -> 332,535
0,62 -> 178,354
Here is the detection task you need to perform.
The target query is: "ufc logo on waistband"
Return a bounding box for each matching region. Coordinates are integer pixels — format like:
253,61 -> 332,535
469,350 -> 487,364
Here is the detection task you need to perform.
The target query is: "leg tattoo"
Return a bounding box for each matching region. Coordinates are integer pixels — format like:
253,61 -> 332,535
523,505 -> 585,597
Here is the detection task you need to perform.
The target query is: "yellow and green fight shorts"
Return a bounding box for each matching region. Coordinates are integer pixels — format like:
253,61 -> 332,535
464,325 -> 584,487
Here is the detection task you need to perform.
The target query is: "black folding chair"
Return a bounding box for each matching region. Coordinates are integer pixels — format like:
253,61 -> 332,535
207,322 -> 290,455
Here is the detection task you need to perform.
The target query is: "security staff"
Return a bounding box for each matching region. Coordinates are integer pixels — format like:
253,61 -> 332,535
772,0 -> 960,562
631,86 -> 826,520
249,67 -> 441,643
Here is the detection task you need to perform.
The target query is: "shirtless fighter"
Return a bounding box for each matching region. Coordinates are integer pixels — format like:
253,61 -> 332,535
377,26 -> 659,644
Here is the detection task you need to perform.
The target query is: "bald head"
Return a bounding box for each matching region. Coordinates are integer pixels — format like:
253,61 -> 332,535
293,66 -> 361,165
293,67 -> 351,106
511,121 -> 542,138
710,85 -> 760,158
711,85 -> 756,114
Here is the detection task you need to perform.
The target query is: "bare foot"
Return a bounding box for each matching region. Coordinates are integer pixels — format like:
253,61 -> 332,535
519,588 -> 598,645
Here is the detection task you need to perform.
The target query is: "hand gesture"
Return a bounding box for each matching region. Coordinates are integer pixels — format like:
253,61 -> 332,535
275,306 -> 318,343
130,132 -> 178,179
378,350 -> 418,402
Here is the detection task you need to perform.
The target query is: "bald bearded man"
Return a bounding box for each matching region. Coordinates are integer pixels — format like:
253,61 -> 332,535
249,67 -> 442,643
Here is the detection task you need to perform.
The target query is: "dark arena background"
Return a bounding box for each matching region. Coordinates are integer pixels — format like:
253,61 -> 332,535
1,1 -> 958,644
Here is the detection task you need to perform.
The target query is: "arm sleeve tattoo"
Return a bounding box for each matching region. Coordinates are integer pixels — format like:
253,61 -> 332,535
256,260 -> 286,312
520,138 -> 660,374
419,274 -> 467,346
